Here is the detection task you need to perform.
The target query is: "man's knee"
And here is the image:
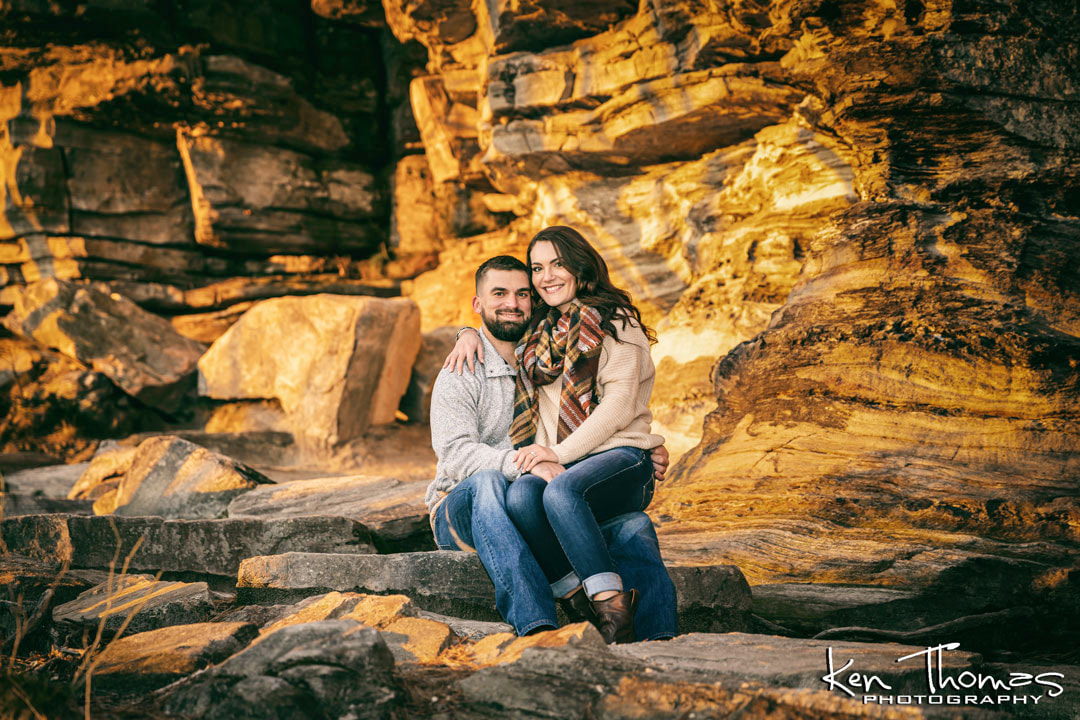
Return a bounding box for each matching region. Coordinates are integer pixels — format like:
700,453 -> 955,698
506,475 -> 544,516
465,470 -> 511,505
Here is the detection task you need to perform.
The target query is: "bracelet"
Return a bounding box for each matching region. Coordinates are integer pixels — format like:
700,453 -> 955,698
455,327 -> 478,341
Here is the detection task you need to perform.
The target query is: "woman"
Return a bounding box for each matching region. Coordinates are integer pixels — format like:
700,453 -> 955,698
446,225 -> 663,643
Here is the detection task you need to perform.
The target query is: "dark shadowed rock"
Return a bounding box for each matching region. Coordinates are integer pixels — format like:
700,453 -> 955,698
0,553 -> 111,640
92,621 -> 258,692
235,551 -> 751,632
398,325 -> 458,424
2,514 -> 376,577
3,462 -> 89,498
53,576 -> 215,636
1,493 -> 93,517
225,473 -> 430,552
161,620 -> 400,720
1,279 -> 205,412
107,435 -> 272,519
752,583 -> 924,635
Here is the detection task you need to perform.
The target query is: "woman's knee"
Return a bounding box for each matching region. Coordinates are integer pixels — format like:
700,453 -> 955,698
542,475 -> 582,515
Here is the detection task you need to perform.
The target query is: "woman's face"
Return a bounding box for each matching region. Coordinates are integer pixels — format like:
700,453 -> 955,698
529,240 -> 578,311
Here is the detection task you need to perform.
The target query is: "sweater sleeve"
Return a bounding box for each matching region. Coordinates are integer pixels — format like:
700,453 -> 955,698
430,369 -> 520,480
551,336 -> 643,465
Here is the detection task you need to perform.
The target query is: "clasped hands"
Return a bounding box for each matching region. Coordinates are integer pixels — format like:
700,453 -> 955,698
513,444 -> 561,481
513,443 -> 672,483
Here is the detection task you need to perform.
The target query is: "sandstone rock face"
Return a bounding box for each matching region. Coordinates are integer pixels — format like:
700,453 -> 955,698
107,435 -> 271,519
198,295 -> 421,448
385,0 -> 1080,626
2,279 -> 205,411
53,576 -> 215,636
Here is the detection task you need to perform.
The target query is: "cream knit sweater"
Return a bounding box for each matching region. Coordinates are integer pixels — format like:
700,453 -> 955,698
533,318 -> 664,465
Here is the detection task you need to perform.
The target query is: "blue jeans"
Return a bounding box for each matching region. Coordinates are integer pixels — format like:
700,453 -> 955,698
431,470 -> 558,636
506,447 -> 677,639
601,511 -> 678,641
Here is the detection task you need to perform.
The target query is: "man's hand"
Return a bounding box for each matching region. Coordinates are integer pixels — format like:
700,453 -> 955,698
651,445 -> 670,482
513,443 -> 558,472
531,461 -> 565,482
443,327 -> 484,374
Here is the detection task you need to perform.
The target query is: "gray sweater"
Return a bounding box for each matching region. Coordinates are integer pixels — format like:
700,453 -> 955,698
425,328 -> 522,515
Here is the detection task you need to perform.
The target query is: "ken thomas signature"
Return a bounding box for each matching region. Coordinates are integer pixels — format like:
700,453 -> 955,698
822,642 -> 1066,707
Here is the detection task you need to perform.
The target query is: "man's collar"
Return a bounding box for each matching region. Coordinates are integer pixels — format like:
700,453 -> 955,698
479,327 -> 518,378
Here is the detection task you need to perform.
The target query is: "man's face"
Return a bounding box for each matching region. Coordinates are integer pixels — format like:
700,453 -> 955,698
472,269 -> 531,342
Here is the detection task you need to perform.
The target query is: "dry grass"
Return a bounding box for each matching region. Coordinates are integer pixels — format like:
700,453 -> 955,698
2,482 -> 162,719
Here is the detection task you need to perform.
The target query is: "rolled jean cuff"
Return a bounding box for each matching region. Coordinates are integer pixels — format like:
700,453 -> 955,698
582,572 -> 622,597
550,571 -> 581,598
516,619 -> 558,637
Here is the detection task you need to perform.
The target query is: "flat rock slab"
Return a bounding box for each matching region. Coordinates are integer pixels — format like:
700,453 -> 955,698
0,493 -> 94,517
613,633 -> 982,696
236,551 -> 751,633
93,622 -> 258,692
226,474 -> 430,552
3,514 -> 376,577
161,620 -> 402,719
53,576 -> 215,635
107,435 -> 272,519
3,462 -> 89,497
455,640 -> 1005,719
2,278 -> 205,412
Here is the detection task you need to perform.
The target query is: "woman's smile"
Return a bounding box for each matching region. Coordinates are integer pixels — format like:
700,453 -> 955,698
530,241 -> 578,310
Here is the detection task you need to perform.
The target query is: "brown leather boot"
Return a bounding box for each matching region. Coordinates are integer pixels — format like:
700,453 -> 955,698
590,589 -> 638,644
557,586 -> 597,625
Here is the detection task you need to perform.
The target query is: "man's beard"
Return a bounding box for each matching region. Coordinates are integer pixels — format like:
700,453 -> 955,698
482,310 -> 528,342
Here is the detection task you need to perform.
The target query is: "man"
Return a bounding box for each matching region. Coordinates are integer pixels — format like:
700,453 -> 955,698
426,255 -> 678,639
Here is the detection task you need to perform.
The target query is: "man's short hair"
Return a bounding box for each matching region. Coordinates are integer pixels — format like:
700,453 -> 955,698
475,255 -> 528,292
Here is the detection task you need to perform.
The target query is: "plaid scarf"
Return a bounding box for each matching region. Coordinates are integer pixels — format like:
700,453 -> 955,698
510,301 -> 604,448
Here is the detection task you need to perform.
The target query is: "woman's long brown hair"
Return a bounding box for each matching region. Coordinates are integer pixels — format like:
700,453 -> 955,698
527,226 -> 657,344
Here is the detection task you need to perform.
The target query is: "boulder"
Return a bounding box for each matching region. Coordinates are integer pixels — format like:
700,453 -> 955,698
235,551 -> 751,633
225,474 -> 431,552
1,279 -> 205,412
68,443 -> 138,502
53,576 -> 216,636
107,435 -> 272,519
2,514 -> 376,577
92,622 -> 258,692
197,295 -> 421,448
161,620 -> 401,720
